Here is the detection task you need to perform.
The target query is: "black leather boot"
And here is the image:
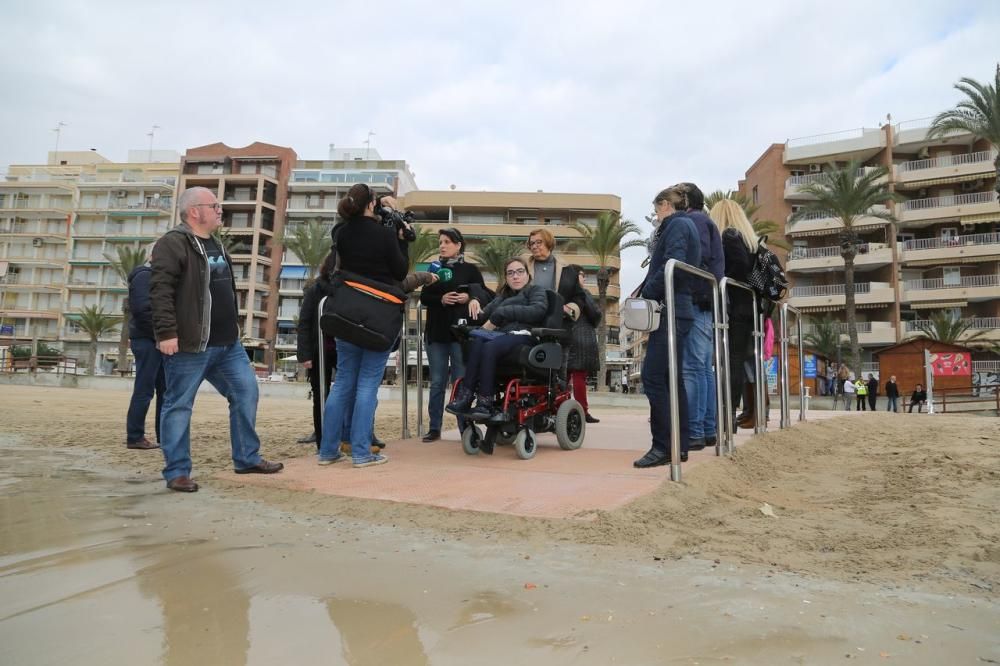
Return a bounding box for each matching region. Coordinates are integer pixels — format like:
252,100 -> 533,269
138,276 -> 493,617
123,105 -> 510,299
446,385 -> 474,415
465,394 -> 495,421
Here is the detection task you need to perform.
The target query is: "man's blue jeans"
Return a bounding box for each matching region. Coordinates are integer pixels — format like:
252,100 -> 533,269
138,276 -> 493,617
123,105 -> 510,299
887,396 -> 899,412
642,316 -> 692,455
683,309 -> 717,440
126,337 -> 165,443
319,339 -> 390,463
426,341 -> 464,432
159,342 -> 263,482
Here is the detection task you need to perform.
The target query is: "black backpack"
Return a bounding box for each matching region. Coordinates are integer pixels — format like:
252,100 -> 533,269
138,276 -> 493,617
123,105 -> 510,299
746,236 -> 788,312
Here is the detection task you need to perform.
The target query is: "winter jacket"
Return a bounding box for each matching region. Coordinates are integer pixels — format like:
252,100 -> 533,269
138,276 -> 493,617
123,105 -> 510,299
419,260 -> 491,344
482,283 -> 549,332
566,288 -> 602,372
855,379 -> 868,396
640,211 -> 701,321
885,380 -> 900,399
721,227 -> 755,321
910,389 -> 927,404
127,264 -> 155,340
150,223 -> 238,353
687,209 -> 725,311
297,276 -> 337,366
523,253 -> 580,321
332,217 -> 408,286
867,377 -> 879,396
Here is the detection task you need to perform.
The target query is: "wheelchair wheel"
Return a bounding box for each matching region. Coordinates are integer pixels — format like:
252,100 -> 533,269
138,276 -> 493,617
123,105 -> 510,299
555,399 -> 586,450
513,428 -> 537,460
461,425 -> 483,456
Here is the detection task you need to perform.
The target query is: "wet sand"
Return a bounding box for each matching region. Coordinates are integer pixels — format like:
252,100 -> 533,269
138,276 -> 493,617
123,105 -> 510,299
1,384 -> 999,664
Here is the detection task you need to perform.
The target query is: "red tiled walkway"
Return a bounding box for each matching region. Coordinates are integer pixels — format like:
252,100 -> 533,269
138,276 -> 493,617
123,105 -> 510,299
219,408 -> 850,519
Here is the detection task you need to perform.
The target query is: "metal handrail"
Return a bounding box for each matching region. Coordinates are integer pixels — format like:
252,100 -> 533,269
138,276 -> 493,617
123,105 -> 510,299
719,278 -> 762,456
902,232 -> 1000,251
902,191 -> 996,210
898,150 -> 997,173
779,303 -> 807,428
664,259 -> 723,482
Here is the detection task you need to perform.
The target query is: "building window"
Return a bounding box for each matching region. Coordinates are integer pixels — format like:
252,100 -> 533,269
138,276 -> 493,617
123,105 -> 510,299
752,185 -> 759,205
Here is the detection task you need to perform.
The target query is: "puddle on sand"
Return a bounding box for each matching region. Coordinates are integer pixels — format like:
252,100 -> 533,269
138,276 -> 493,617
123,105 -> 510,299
1,441 -> 998,666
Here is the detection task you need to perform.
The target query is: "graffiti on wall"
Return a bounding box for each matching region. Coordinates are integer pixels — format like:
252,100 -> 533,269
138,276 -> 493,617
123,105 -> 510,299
971,372 -> 1000,398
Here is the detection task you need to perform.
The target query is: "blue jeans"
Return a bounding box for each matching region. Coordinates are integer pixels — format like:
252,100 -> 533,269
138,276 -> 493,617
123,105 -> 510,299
642,316 -> 692,455
126,337 -> 165,443
159,342 -> 263,482
683,309 -> 717,440
426,341 -> 464,432
887,396 -> 898,412
319,339 -> 389,463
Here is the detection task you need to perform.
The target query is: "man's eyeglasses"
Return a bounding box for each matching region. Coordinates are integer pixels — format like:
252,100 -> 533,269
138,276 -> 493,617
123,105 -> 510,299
527,239 -> 545,248
505,268 -> 527,277
194,203 -> 222,211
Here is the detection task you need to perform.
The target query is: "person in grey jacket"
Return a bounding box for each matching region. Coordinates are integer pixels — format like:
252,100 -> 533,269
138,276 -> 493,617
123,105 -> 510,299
150,186 -> 283,492
446,257 -> 548,421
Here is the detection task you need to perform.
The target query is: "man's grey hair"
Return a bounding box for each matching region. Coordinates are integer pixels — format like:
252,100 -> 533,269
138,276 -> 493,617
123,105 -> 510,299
177,186 -> 212,223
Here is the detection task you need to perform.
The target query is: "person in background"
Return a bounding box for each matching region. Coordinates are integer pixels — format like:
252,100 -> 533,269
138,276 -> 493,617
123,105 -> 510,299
124,257 -> 165,451
842,372 -> 855,410
558,264 -> 602,424
677,183 -> 723,451
523,228 -> 580,321
825,363 -> 836,397
909,384 -> 928,413
866,372 -> 879,411
419,228 -> 489,442
854,376 -> 868,411
708,199 -> 756,433
634,185 -> 701,468
885,374 -> 900,412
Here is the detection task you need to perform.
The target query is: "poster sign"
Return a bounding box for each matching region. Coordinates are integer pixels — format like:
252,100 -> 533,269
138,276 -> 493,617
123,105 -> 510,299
803,354 -> 817,378
929,352 -> 971,377
0,324 -> 13,335
765,357 -> 778,392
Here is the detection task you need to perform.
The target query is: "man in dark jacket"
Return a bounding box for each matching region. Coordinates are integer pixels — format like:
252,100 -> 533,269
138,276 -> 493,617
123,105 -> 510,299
885,374 -> 900,412
151,186 -> 283,492
124,262 -> 165,450
679,183 -> 724,451
908,384 -> 928,413
866,373 -> 879,411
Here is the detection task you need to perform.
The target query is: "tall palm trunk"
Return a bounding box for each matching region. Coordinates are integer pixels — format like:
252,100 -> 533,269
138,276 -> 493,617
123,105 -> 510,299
88,338 -> 98,376
841,248 -> 861,375
596,267 -> 609,391
995,154 -> 1000,197
118,297 -> 130,372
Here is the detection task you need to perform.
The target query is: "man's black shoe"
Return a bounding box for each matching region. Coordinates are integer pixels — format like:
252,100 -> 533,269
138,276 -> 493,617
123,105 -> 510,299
688,437 -> 707,451
705,435 -> 717,448
421,429 -> 441,443
633,449 -> 688,468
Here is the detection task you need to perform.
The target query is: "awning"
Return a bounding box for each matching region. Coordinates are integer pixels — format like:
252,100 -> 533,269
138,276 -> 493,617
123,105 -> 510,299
904,255 -> 1000,267
961,212 -> 1000,225
280,266 -> 308,279
895,172 -> 989,190
910,301 -> 967,309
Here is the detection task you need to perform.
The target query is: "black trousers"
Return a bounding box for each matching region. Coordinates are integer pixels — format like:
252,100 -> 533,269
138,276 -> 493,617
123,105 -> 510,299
308,354 -> 337,449
727,319 -> 753,413
856,394 -> 866,411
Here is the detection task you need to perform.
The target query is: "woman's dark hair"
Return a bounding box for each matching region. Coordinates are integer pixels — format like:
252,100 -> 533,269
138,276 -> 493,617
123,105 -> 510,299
337,183 -> 374,219
499,257 -> 530,298
319,250 -> 337,280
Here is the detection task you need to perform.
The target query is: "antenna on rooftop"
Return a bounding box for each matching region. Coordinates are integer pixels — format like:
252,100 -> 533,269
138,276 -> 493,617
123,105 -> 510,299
52,121 -> 67,164
147,124 -> 161,162
364,130 -> 376,159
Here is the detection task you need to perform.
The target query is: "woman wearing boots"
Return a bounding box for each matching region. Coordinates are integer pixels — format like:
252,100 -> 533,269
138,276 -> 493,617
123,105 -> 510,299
708,199 -> 758,431
446,257 -> 548,422
558,264 -> 602,424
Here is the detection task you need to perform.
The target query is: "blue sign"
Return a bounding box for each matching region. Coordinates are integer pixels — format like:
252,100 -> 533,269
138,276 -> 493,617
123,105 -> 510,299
765,357 -> 778,391
0,324 -> 13,335
803,354 -> 817,378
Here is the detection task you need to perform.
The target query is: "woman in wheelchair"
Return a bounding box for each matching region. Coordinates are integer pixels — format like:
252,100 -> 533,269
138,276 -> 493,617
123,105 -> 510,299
446,257 -> 549,420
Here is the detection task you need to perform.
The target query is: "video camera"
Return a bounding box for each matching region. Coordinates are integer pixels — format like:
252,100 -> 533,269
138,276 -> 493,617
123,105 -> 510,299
375,197 -> 416,242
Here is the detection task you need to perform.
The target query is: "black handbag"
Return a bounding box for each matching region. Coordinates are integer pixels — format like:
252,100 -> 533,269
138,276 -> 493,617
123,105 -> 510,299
319,224 -> 406,352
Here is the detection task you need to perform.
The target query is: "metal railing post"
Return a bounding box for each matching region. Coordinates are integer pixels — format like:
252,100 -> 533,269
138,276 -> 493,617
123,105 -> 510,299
792,305 -> 806,421
317,296 -> 328,433
718,278 -> 759,456
711,280 -> 724,458
756,309 -> 767,434
663,259 -> 721,482
415,302 -> 424,438
779,303 -> 791,428
401,300 -> 410,439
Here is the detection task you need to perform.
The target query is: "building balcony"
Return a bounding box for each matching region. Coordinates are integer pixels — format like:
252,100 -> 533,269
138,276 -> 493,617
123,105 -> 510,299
275,333 -> 298,348
0,307 -> 61,319
787,242 -> 892,273
900,232 -> 1000,263
894,150 -> 997,185
904,317 -> 1000,342
902,274 -> 1000,303
802,320 -> 897,346
899,191 -> 999,226
786,205 -> 890,236
784,127 -> 885,163
783,167 -> 885,200
788,281 -> 894,308
0,223 -> 69,238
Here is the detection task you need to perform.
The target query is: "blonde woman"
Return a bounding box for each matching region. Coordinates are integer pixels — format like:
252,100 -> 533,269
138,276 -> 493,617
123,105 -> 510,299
708,199 -> 759,431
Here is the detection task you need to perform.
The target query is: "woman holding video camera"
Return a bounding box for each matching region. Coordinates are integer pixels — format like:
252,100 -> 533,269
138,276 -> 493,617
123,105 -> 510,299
317,183 -> 409,468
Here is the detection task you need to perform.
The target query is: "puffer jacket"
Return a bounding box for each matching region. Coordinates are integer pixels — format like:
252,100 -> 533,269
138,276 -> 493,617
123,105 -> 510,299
567,289 -> 601,372
482,283 -> 549,332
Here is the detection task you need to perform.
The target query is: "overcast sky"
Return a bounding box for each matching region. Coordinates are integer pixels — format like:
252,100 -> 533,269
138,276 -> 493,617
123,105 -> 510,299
1,0 -> 997,294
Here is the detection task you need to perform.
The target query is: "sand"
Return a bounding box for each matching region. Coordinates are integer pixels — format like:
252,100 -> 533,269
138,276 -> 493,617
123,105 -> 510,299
2,383 -> 998,596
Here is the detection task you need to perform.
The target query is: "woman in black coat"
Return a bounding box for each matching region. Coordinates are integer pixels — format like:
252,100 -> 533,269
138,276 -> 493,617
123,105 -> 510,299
709,199 -> 759,431
558,264 -> 602,423
297,253 -> 338,451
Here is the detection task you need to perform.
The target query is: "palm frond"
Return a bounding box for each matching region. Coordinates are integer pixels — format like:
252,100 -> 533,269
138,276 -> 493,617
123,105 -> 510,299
76,305 -> 121,338
571,210 -> 644,267
104,245 -> 148,285
792,160 -> 901,229
277,219 -> 333,280
802,316 -> 841,360
910,311 -> 985,345
407,225 -> 439,273
928,65 -> 1000,147
473,237 -> 525,288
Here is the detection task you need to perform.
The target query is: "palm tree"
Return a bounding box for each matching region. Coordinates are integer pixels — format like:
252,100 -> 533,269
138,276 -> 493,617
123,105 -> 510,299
105,245 -> 148,373
76,305 -> 120,376
473,237 -> 525,290
407,225 -> 439,273
802,316 -> 841,362
212,225 -> 240,255
791,161 -> 901,373
572,211 -> 646,390
928,64 -> 1000,196
910,310 -> 985,345
704,190 -> 791,250
278,219 -> 331,281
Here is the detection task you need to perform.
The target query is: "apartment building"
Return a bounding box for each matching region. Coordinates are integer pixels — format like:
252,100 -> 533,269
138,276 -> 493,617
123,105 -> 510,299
275,147 -> 418,357
1,151 -> 179,367
176,142 -> 297,367
739,118 -> 999,362
399,189 -> 629,385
